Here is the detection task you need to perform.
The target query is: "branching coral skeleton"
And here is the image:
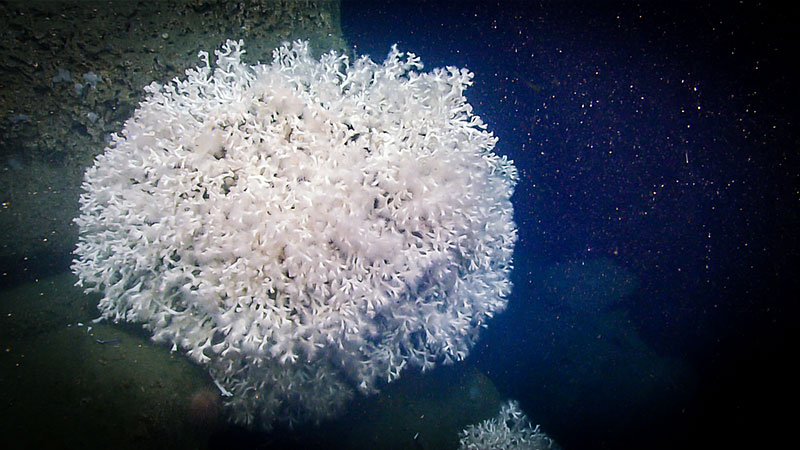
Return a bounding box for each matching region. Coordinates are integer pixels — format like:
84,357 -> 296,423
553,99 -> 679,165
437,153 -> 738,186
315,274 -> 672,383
73,40 -> 517,429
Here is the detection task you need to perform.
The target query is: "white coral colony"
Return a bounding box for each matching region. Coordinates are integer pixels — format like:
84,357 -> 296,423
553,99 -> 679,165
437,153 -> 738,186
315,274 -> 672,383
72,40 -> 518,428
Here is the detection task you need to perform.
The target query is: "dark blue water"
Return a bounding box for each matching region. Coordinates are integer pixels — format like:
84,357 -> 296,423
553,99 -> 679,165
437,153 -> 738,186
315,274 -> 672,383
343,1 -> 798,449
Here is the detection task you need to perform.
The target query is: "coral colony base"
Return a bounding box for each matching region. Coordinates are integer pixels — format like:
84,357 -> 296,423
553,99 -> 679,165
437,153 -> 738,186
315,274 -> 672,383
72,40 -> 518,428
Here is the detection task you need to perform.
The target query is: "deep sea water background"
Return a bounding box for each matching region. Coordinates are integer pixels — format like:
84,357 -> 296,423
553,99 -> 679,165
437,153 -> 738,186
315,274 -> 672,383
343,1 -> 799,449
